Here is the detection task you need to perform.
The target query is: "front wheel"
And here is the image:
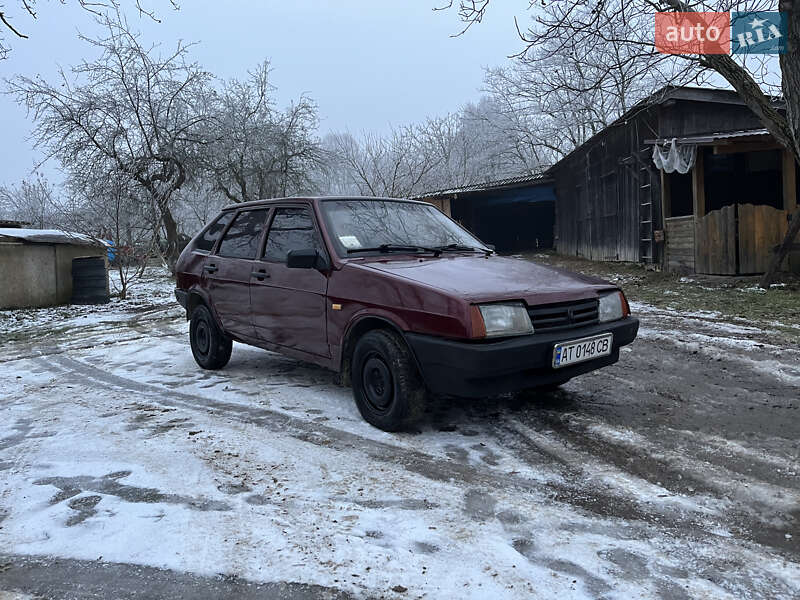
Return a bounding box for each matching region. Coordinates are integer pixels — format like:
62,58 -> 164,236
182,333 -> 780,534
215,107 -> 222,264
352,330 -> 426,431
190,304 -> 232,370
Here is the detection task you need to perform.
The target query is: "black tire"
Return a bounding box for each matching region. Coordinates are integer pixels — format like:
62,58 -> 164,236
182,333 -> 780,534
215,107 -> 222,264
351,329 -> 426,431
190,304 -> 232,370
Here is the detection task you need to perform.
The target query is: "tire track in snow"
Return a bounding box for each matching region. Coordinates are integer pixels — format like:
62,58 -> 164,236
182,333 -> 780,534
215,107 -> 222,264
38,354 -> 722,541
504,410 -> 799,555
16,354 -> 800,596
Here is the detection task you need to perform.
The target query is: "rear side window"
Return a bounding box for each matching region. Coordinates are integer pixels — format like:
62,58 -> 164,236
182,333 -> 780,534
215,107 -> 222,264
217,209 -> 268,259
263,207 -> 321,263
194,212 -> 234,253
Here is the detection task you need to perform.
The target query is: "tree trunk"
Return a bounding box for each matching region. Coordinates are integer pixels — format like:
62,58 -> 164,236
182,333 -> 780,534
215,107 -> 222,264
117,263 -> 128,300
160,203 -> 181,272
760,0 -> 800,287
760,207 -> 800,287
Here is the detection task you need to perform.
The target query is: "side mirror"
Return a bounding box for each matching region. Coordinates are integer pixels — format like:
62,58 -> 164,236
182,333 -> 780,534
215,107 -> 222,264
287,248 -> 328,270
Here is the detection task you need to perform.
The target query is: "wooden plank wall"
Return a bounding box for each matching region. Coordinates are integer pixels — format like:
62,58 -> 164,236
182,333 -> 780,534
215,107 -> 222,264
665,216 -> 695,272
695,205 -> 736,274
553,111 -> 654,263
738,203 -> 789,274
424,197 -> 452,217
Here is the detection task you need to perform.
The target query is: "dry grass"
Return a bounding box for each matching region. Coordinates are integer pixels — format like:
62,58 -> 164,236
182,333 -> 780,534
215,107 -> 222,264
520,250 -> 800,340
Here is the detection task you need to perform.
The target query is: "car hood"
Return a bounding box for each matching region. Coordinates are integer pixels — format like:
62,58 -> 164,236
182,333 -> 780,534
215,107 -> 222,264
354,255 -> 615,304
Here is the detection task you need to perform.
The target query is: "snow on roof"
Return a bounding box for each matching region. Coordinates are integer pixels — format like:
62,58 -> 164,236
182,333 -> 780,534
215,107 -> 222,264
0,228 -> 105,247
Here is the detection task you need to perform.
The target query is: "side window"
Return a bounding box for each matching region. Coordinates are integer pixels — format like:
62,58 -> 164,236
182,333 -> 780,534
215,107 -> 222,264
194,212 -> 234,253
263,207 -> 321,263
217,209 -> 268,259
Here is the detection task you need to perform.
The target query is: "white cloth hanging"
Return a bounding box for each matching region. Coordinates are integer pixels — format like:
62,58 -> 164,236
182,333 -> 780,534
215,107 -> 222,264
652,139 -> 697,174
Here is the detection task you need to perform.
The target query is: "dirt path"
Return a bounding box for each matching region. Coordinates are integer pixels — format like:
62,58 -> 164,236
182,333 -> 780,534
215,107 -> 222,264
1,297 -> 798,599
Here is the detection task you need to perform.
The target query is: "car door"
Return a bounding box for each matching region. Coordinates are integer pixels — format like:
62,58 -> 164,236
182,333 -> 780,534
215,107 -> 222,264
251,205 -> 330,357
204,208 -> 269,341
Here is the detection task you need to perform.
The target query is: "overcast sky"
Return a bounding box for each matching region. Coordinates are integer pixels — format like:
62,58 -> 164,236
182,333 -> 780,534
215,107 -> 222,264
0,1 -> 528,187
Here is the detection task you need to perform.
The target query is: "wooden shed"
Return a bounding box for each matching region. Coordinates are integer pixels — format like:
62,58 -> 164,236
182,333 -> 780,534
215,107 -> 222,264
416,174 -> 556,252
549,86 -> 798,274
0,228 -> 109,309
650,128 -> 796,274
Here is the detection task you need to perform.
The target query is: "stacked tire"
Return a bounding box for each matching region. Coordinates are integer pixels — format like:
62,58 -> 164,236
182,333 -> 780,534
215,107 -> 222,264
71,257 -> 110,305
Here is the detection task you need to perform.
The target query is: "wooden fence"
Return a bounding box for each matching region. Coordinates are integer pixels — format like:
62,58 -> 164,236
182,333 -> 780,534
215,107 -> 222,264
695,205 -> 737,275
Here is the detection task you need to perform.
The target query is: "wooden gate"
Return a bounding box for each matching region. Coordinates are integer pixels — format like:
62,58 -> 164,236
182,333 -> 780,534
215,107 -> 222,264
695,205 -> 737,275
695,204 -> 788,274
738,204 -> 788,274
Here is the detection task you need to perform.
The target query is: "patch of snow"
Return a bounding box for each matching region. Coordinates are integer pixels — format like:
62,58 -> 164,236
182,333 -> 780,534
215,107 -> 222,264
0,228 -> 103,247
583,421 -> 800,514
637,327 -> 800,385
0,267 -> 176,337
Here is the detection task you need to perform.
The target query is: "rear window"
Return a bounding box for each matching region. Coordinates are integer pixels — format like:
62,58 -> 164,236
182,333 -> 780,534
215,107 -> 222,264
217,209 -> 268,259
194,212 -> 234,253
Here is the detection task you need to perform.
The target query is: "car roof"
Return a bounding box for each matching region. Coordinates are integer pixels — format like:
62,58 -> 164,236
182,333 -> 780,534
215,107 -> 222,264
221,196 -> 432,211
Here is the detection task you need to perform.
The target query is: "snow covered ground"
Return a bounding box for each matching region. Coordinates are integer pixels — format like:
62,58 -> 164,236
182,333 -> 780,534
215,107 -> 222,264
1,269 -> 798,599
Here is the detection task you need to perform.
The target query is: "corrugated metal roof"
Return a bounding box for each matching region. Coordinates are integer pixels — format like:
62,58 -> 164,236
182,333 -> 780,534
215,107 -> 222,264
0,228 -> 105,247
414,172 -> 552,199
656,86 -> 780,106
645,128 -> 771,145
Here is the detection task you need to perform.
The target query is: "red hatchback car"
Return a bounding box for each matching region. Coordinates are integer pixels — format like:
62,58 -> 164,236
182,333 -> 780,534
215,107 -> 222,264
175,197 -> 638,431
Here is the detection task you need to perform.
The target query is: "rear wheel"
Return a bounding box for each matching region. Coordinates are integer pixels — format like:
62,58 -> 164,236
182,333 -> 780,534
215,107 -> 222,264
352,330 -> 426,431
190,304 -> 232,370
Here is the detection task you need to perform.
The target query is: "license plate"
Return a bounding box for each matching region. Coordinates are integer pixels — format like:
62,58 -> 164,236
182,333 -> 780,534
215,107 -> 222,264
552,333 -> 613,369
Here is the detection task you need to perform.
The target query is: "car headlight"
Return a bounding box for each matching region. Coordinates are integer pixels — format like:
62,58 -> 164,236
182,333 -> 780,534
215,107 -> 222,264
476,302 -> 534,338
598,291 -> 628,323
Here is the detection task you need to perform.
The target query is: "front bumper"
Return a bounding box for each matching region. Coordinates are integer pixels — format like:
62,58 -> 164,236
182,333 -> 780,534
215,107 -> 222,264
405,317 -> 639,398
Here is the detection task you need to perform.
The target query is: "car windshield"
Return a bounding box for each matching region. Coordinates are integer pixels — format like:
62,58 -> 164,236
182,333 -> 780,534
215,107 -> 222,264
320,199 -> 488,257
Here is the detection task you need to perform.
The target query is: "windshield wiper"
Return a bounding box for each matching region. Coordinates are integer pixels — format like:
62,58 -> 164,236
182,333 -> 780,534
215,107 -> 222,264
434,243 -> 493,256
347,244 -> 442,256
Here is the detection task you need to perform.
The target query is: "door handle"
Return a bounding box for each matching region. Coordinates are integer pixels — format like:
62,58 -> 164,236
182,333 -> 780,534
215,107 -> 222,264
251,269 -> 270,281
204,264 -> 218,274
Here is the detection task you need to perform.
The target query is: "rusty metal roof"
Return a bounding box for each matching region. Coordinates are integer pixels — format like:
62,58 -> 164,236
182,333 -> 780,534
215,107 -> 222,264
644,128 -> 771,145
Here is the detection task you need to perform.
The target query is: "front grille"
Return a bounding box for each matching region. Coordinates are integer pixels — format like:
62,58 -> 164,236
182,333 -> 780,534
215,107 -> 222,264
527,298 -> 599,332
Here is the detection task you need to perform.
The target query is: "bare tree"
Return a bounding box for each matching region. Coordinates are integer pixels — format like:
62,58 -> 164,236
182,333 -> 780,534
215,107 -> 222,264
65,168 -> 156,299
172,181 -> 226,235
316,133 -> 361,196
322,104 -> 548,198
461,96 -> 548,175
438,0 -> 800,285
0,174 -> 57,228
0,0 -> 177,59
478,1 -> 707,165
7,12 -> 211,269
200,61 -> 326,203
329,126 -> 445,197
